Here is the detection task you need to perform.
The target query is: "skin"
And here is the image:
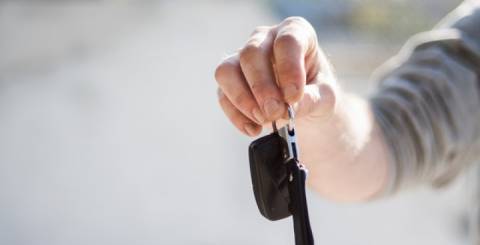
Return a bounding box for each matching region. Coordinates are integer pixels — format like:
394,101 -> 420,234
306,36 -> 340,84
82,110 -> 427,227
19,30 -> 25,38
215,17 -> 391,202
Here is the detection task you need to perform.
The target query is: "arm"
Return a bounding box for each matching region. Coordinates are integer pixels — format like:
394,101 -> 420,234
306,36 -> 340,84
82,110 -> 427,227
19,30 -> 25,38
215,17 -> 391,202
371,0 -> 480,193
215,1 -> 480,202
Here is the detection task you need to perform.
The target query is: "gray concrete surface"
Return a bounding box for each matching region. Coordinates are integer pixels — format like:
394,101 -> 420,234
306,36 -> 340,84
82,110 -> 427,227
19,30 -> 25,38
0,1 -> 474,244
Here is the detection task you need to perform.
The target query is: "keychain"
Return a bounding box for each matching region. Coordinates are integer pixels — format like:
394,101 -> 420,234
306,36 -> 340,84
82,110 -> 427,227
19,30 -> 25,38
248,105 -> 314,245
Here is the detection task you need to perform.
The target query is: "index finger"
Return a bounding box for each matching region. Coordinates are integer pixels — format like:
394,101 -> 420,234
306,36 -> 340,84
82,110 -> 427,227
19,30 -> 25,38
273,17 -> 317,103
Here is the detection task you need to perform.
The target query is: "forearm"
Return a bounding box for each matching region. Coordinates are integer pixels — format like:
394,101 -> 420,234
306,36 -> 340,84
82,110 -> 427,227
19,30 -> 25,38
303,2 -> 480,201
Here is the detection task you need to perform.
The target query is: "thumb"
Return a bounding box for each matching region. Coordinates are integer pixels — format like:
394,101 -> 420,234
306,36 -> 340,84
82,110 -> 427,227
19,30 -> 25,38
294,82 -> 337,120
271,82 -> 337,129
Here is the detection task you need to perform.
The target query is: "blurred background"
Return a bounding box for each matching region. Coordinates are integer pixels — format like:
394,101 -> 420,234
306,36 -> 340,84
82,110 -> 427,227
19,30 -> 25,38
0,0 -> 472,244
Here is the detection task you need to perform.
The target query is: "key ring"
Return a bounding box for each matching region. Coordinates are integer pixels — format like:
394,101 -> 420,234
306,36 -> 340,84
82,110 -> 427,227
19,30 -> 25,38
271,104 -> 295,132
272,104 -> 298,160
286,105 -> 295,135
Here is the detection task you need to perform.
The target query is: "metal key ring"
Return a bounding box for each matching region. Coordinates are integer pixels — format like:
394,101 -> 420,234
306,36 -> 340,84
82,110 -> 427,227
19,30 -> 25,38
286,105 -> 295,134
271,104 -> 298,160
271,104 -> 295,132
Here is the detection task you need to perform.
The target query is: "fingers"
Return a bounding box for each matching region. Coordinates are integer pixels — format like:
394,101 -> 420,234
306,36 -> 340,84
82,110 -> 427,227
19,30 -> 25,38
239,27 -> 285,121
217,89 -> 262,136
215,17 -> 328,136
215,54 -> 266,125
273,17 -> 318,103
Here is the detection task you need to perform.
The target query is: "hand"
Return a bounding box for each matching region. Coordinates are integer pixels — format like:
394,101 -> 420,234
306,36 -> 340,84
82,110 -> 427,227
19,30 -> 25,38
215,16 -> 337,136
215,17 -> 390,202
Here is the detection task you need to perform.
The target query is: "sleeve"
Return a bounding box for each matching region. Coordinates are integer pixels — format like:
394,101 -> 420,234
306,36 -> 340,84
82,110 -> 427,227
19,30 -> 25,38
370,0 -> 480,194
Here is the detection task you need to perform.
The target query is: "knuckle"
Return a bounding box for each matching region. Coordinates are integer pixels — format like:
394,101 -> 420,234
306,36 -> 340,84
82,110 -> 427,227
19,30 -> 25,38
274,32 -> 302,51
250,82 -> 277,102
214,61 -> 237,84
239,44 -> 263,64
232,92 -> 252,108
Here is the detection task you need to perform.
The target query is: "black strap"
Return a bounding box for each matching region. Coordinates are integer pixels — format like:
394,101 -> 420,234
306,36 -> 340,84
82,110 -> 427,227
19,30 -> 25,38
288,159 -> 314,245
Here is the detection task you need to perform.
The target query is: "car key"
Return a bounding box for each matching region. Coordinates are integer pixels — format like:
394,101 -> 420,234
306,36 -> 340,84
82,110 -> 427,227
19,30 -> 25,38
248,122 -> 291,221
248,105 -> 314,245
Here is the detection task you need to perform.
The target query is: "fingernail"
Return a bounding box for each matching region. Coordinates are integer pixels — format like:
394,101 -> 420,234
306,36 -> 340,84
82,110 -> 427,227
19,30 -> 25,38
283,84 -> 298,101
263,98 -> 281,119
244,123 -> 258,136
252,108 -> 265,124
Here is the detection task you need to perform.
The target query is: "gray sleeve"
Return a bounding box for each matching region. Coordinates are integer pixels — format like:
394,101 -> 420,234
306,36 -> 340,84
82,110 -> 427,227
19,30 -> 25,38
370,0 -> 480,194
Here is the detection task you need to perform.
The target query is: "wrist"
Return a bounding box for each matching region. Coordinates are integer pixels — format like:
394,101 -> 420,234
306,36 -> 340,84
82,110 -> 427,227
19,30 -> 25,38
296,92 -> 391,202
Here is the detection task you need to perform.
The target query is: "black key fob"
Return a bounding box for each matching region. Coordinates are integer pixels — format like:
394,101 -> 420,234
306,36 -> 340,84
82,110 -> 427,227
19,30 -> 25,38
248,131 -> 291,221
248,105 -> 314,245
